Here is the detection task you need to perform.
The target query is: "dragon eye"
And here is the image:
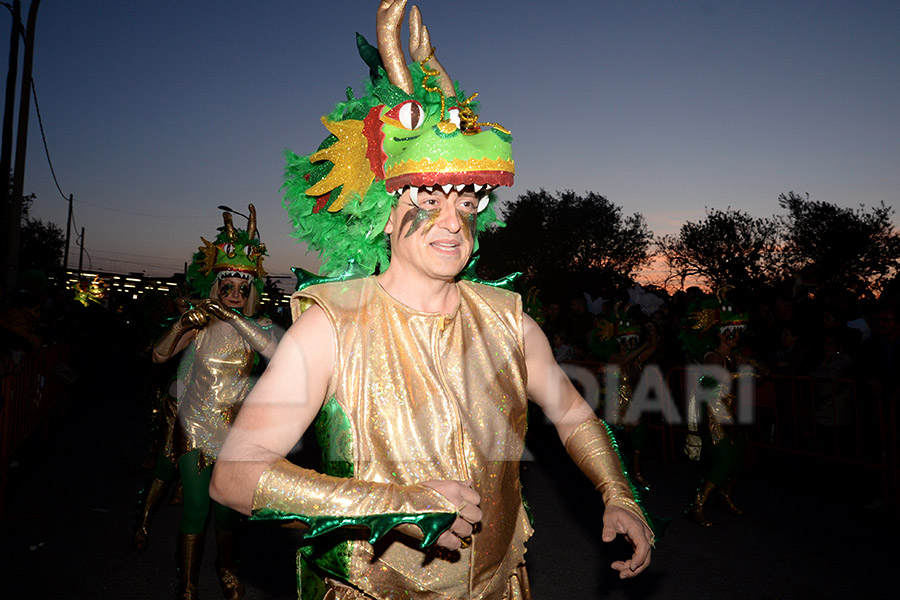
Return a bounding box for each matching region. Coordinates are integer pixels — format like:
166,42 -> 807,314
219,242 -> 235,256
244,245 -> 257,258
384,100 -> 425,130
447,107 -> 461,128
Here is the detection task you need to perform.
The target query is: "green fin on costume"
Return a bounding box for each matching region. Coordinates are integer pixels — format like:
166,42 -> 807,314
292,259 -> 369,292
459,256 -> 521,291
250,509 -> 456,549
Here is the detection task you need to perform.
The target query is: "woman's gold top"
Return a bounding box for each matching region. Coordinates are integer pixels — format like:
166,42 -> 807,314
176,318 -> 259,470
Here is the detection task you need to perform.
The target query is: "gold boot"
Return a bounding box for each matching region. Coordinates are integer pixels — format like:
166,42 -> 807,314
719,478 -> 744,516
686,481 -> 716,527
176,532 -> 204,600
631,450 -> 651,490
215,528 -> 245,600
132,477 -> 168,550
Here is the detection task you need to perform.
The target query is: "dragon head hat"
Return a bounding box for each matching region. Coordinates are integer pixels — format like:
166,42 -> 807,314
187,204 -> 267,298
283,0 -> 514,278
589,303 -> 643,360
679,286 -> 749,360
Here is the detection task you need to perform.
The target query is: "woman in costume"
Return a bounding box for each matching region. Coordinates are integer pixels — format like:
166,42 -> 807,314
589,303 -> 659,489
152,205 -> 276,599
680,287 -> 766,526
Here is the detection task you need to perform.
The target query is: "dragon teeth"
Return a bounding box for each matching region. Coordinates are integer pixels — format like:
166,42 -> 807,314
473,184 -> 484,193
455,184 -> 466,192
477,195 -> 490,213
409,186 -> 419,205
442,184 -> 452,194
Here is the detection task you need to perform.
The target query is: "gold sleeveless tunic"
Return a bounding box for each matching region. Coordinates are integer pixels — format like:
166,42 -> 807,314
297,277 -> 534,600
175,318 -> 258,471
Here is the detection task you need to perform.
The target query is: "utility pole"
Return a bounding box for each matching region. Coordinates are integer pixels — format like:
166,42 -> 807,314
63,192 -> 72,272
0,0 -> 21,291
5,0 -> 39,291
77,226 -> 84,273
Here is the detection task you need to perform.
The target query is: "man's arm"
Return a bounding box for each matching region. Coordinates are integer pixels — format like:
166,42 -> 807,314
209,303 -> 480,550
523,313 -> 653,578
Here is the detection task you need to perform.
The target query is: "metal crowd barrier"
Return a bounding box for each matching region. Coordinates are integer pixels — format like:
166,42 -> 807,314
0,343 -> 71,517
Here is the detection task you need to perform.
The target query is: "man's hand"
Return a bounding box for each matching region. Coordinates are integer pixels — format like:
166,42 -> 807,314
422,479 -> 482,551
602,505 -> 653,578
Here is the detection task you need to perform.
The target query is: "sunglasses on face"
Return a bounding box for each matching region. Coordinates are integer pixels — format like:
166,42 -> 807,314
221,283 -> 251,298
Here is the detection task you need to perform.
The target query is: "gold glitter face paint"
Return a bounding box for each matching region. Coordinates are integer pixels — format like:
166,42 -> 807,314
221,282 -> 251,298
401,203 -> 440,238
400,194 -> 478,240
460,208 -> 476,241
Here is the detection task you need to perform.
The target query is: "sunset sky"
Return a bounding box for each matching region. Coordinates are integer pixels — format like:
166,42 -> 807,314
7,0 -> 899,287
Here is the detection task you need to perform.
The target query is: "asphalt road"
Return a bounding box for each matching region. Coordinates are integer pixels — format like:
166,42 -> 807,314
2,346 -> 895,599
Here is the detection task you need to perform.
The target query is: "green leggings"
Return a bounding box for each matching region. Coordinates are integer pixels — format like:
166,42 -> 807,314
151,450 -> 177,481
704,433 -> 746,485
178,449 -> 240,535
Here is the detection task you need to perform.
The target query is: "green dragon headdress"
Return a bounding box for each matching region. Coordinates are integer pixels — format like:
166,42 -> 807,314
186,204 -> 267,298
678,286 -> 749,360
589,303 -> 643,361
283,0 -> 514,279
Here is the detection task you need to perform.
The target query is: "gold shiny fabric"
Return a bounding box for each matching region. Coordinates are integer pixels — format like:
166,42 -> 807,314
321,564 -> 532,600
295,277 -> 533,600
703,350 -> 738,445
160,389 -> 179,465
253,457 -> 457,522
612,358 -> 643,429
175,318 -> 269,471
565,419 -> 653,544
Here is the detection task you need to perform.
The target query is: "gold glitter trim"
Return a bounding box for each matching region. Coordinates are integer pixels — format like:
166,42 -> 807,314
385,156 -> 515,178
307,117 -> 374,213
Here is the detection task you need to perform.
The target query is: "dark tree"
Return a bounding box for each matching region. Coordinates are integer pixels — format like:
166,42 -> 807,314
19,195 -> 65,274
477,189 -> 652,298
656,207 -> 780,292
778,191 -> 900,295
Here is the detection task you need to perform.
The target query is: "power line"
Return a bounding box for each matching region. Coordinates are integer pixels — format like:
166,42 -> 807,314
86,248 -> 189,262
72,198 -> 217,219
30,77 -> 68,201
32,76 -> 214,220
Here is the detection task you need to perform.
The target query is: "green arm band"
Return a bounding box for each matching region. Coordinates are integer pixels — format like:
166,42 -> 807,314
250,458 -> 457,548
565,418 -> 657,543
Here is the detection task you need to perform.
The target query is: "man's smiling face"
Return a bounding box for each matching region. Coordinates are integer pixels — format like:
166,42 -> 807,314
384,186 -> 479,282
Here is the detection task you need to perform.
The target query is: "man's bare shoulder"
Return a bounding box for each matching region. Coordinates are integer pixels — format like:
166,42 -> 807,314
286,303 -> 332,342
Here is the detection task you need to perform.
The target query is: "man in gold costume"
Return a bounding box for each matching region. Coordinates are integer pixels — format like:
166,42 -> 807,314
211,2 -> 653,598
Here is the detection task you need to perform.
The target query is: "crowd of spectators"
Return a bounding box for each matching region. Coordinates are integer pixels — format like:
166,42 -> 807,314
537,282 -> 899,463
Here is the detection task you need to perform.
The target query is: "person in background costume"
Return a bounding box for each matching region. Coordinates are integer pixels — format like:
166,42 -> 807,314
132,294 -> 190,551
210,3 -> 654,599
590,304 -> 659,489
152,205 -> 277,599
680,287 -> 767,527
